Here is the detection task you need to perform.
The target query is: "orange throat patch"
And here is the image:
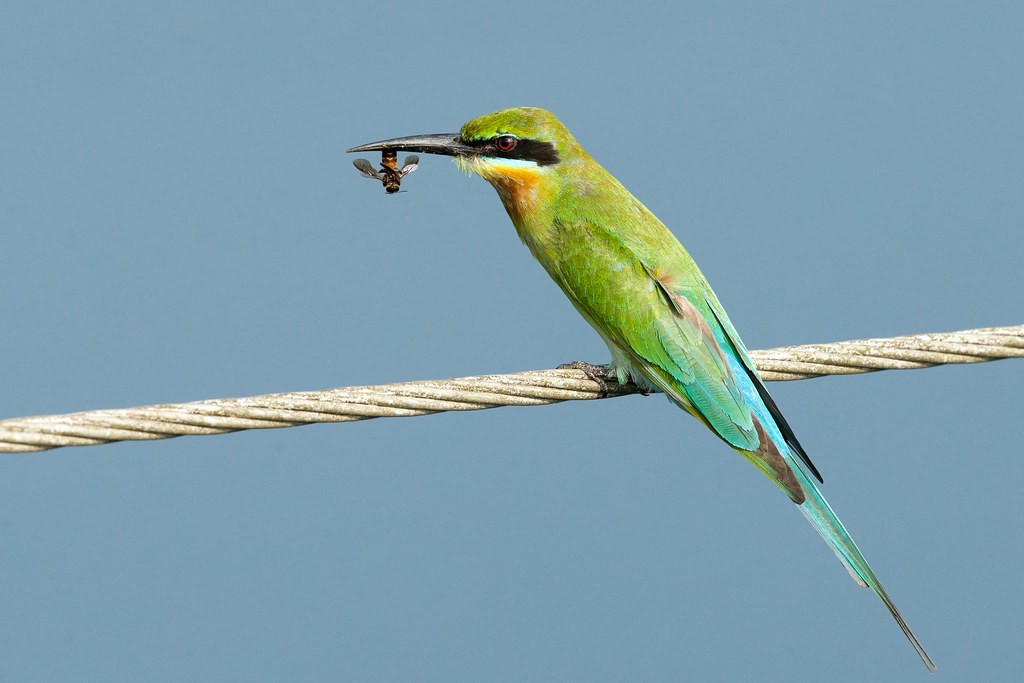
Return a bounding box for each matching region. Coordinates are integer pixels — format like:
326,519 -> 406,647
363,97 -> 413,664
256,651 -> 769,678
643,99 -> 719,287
479,164 -> 544,220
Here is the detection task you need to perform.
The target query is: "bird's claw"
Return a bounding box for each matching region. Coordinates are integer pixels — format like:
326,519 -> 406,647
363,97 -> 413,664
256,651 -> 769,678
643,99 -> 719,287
557,360 -> 616,396
557,360 -> 652,398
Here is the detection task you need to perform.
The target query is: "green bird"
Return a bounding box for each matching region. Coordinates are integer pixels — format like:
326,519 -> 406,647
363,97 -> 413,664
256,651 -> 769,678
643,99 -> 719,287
348,107 -> 935,671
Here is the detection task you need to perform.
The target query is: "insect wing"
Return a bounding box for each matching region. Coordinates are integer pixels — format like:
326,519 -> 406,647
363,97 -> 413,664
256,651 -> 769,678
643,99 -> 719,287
353,158 -> 382,179
399,155 -> 419,177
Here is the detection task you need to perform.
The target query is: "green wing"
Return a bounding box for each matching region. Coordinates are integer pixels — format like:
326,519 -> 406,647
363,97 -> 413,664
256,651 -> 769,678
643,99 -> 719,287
698,280 -> 823,482
551,217 -> 758,451
548,214 -> 816,498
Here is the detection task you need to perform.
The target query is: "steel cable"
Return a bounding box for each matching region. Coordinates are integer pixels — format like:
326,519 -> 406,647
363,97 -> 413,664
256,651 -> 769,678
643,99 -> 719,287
2,324 -> 1020,453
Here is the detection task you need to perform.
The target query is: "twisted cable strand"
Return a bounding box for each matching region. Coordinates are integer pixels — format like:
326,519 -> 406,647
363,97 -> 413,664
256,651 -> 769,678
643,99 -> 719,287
2,324 -> 1021,453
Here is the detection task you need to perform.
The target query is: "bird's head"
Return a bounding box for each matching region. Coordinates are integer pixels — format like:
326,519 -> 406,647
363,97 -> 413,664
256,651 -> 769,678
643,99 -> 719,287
347,107 -> 581,217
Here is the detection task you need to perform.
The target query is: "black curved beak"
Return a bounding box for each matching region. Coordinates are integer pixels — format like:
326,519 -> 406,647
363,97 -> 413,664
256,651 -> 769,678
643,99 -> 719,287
346,133 -> 477,158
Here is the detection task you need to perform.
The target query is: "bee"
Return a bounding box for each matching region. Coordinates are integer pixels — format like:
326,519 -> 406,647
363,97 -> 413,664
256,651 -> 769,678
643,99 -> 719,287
352,149 -> 419,194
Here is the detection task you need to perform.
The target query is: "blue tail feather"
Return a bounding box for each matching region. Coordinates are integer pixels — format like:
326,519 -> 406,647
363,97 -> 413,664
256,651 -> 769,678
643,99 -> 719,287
791,460 -> 936,671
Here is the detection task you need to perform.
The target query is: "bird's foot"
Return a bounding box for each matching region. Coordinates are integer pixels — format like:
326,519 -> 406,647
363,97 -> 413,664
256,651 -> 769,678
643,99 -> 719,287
557,360 -> 654,398
557,360 -> 614,394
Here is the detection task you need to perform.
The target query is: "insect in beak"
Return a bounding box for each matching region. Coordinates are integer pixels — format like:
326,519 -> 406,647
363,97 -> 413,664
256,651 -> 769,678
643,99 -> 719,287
352,150 -> 419,194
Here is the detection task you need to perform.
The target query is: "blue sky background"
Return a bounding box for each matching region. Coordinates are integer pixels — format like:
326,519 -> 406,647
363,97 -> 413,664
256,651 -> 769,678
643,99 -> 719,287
2,2 -> 1022,681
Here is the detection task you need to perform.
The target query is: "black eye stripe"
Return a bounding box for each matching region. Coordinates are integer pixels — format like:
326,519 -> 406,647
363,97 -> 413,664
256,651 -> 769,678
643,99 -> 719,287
501,139 -> 560,165
464,137 -> 561,166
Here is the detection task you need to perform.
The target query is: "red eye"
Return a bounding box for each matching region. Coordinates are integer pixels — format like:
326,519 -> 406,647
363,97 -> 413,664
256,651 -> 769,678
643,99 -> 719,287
495,135 -> 517,152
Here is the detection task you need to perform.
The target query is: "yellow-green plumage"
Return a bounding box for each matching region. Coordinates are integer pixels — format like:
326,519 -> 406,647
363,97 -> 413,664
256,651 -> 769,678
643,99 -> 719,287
347,106 -> 936,671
